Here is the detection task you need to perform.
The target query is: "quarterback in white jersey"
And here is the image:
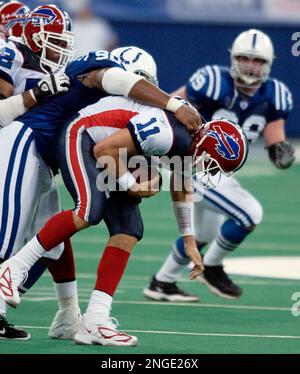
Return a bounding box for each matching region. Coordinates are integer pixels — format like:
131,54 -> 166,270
144,29 -> 295,302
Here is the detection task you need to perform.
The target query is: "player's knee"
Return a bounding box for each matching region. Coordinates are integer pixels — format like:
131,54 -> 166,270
73,212 -> 93,229
247,200 -> 263,227
108,234 -> 138,253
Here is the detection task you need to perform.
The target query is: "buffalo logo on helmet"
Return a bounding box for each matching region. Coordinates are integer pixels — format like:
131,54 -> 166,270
28,8 -> 57,27
2,6 -> 28,31
205,125 -> 241,161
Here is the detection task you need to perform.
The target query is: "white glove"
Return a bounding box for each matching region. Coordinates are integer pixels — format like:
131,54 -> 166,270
30,71 -> 70,102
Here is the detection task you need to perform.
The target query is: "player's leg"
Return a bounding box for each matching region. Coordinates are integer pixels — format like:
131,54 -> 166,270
199,177 -> 263,299
0,127 -> 107,307
24,174 -> 81,340
143,200 -> 223,302
0,122 -> 44,339
74,192 -> 143,346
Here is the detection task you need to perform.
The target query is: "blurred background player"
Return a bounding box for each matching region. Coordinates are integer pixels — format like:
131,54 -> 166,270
64,0 -> 119,57
143,29 -> 295,302
0,3 -> 75,340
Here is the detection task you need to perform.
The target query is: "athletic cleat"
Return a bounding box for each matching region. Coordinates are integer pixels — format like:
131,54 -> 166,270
143,276 -> 199,302
0,258 -> 28,308
74,316 -> 138,346
48,308 -> 82,340
198,265 -> 243,299
0,315 -> 30,340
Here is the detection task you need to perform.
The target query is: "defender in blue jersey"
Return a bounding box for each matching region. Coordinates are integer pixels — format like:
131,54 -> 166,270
144,29 -> 295,302
0,43 -> 201,340
0,3 -> 75,340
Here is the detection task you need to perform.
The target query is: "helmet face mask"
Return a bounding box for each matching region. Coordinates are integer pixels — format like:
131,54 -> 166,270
192,119 -> 249,188
23,5 -> 75,72
112,46 -> 158,86
230,29 -> 274,89
231,55 -> 271,88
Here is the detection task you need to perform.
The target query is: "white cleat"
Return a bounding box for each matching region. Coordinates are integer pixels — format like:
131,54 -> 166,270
74,316 -> 138,347
0,258 -> 27,308
48,308 -> 82,340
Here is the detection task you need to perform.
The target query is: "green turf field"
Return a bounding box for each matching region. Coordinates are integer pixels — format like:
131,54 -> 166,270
1,161 -> 300,354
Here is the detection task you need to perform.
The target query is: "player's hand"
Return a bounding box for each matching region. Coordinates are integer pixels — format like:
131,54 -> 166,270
128,175 -> 161,198
30,71 -> 70,103
175,104 -> 202,133
183,236 -> 204,279
268,142 -> 295,169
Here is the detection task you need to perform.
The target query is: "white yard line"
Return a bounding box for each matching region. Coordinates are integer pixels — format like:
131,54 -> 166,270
17,325 -> 300,340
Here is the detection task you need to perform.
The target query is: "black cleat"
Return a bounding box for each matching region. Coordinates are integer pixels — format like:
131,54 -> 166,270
198,265 -> 243,299
143,276 -> 199,302
0,315 -> 30,340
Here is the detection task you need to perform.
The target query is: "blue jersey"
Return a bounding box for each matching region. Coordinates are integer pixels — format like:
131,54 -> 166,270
17,50 -> 123,170
185,65 -> 293,143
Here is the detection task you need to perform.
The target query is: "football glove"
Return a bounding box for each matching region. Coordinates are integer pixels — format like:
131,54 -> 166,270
267,142 -> 295,169
30,71 -> 70,103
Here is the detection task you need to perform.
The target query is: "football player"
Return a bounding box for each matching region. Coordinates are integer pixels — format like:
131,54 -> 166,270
143,29 -> 295,302
0,2 -> 74,340
0,38 -> 201,342
0,86 -> 249,346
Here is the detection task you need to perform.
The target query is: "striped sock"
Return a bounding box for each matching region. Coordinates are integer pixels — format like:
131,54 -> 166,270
204,219 -> 250,266
156,237 -> 191,283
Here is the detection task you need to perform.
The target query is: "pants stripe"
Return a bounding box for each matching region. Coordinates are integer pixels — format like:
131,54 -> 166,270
5,133 -> 34,258
204,188 -> 254,227
0,126 -> 29,256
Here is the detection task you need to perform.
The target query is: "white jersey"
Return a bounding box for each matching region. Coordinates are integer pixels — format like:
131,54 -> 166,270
0,38 -> 45,95
77,96 -> 175,157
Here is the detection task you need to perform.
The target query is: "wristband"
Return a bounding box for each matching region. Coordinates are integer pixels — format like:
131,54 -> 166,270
173,201 -> 195,236
117,171 -> 137,191
166,97 -> 183,113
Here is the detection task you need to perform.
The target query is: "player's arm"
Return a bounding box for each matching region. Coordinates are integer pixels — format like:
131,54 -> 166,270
83,67 -> 201,133
170,170 -> 204,279
0,72 -> 70,128
264,118 -> 295,169
93,128 -> 159,198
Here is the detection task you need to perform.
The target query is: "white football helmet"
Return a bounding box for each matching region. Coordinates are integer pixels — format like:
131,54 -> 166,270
230,29 -> 274,87
113,46 -> 158,86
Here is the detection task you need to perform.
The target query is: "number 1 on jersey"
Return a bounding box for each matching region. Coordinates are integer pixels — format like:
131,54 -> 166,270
136,117 -> 160,141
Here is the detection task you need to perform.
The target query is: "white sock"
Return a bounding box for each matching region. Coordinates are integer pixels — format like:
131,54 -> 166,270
13,236 -> 46,271
156,240 -> 190,283
156,253 -> 186,283
85,290 -> 112,324
54,281 -> 80,311
0,298 -> 6,315
203,240 -> 230,266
